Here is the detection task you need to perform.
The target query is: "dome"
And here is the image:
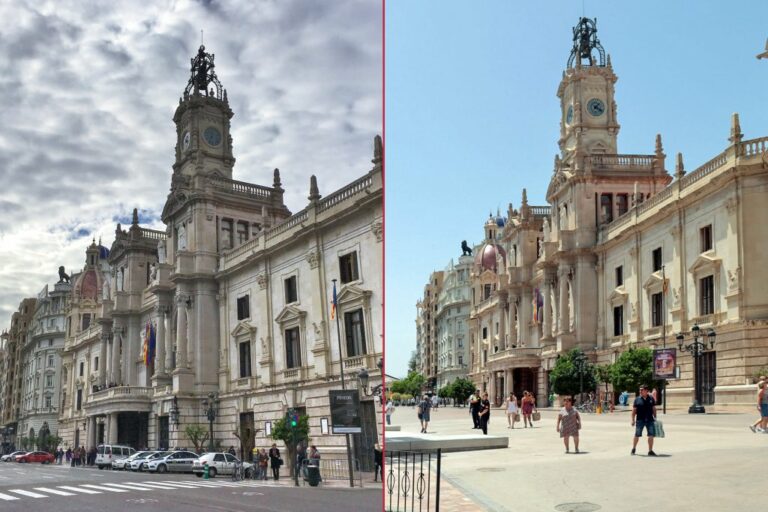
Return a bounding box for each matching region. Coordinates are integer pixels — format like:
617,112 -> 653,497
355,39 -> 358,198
474,242 -> 506,272
495,216 -> 506,228
74,269 -> 99,301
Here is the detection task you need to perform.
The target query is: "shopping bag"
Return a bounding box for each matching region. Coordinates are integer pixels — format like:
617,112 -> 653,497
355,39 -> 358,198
655,420 -> 665,438
532,411 -> 541,422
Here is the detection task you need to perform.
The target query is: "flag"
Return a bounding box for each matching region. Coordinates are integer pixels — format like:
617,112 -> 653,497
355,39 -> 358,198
331,282 -> 338,320
532,288 -> 539,325
148,322 -> 156,366
142,321 -> 150,366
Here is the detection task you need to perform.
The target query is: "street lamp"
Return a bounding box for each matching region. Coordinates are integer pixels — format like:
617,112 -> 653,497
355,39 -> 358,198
169,396 -> 180,427
201,392 -> 219,451
573,351 -> 588,404
677,324 -> 716,414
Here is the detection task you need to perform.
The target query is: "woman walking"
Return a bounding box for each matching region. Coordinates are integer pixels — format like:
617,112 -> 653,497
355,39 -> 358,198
521,391 -> 537,428
505,393 -> 519,429
478,392 -> 491,435
556,397 -> 582,453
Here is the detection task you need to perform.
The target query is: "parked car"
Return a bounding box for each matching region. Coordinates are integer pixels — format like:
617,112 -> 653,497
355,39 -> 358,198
113,450 -> 153,470
96,444 -> 136,470
15,451 -> 55,464
146,450 -> 200,474
1,451 -> 26,462
192,452 -> 254,478
130,451 -> 168,472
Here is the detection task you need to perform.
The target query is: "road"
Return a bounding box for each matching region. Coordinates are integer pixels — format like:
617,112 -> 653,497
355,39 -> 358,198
0,462 -> 382,511
392,404 -> 767,512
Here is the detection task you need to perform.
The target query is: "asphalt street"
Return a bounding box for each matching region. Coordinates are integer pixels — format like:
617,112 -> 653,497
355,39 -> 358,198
392,404 -> 767,512
0,462 -> 382,511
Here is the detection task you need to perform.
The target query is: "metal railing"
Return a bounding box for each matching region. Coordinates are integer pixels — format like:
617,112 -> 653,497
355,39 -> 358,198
298,457 -> 363,487
386,449 -> 442,512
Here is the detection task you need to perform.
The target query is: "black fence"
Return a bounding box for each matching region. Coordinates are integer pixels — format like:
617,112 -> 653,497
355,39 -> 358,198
385,449 -> 442,512
298,458 -> 363,487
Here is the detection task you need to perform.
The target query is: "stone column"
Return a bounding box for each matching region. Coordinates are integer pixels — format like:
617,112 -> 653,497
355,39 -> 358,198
87,416 -> 96,448
176,295 -> 188,368
108,413 -> 118,444
559,269 -> 570,334
99,333 -> 108,387
111,328 -> 122,385
165,307 -> 173,372
154,306 -> 166,376
509,295 -> 519,346
543,279 -> 553,340
519,288 -> 531,346
498,296 -> 508,350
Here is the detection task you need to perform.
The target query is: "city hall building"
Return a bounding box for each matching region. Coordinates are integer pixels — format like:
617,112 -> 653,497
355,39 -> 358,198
423,18 -> 768,410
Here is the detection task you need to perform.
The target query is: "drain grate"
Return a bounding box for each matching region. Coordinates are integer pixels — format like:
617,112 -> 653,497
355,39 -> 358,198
475,467 -> 506,472
554,503 -> 601,512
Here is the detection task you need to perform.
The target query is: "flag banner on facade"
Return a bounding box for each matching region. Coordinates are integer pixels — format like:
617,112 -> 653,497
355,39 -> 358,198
532,288 -> 543,324
149,322 -> 156,366
142,321 -> 155,366
331,281 -> 337,320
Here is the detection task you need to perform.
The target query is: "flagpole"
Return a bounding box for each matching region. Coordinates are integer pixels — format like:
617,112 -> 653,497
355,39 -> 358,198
332,279 -> 355,488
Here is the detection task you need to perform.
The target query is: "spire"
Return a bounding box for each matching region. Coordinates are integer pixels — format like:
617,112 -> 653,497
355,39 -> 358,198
522,188 -> 528,207
567,17 -> 606,68
729,112 -> 743,144
675,152 -> 685,179
273,168 -> 283,192
184,45 -> 225,100
131,208 -> 139,226
655,134 -> 664,157
520,188 -> 530,220
261,205 -> 271,229
308,175 -> 321,202
372,135 -> 383,166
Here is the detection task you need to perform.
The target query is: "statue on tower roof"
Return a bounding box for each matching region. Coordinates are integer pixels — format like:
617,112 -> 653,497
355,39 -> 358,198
567,17 -> 606,68
185,45 -> 225,100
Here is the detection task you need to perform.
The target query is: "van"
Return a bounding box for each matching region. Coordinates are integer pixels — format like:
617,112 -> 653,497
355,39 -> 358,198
95,444 -> 136,469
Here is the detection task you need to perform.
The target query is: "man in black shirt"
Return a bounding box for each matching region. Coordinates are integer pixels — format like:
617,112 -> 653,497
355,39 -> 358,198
470,390 -> 481,429
631,385 -> 657,456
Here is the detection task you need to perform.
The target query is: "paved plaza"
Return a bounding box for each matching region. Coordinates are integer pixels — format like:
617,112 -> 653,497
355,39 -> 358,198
389,404 -> 766,512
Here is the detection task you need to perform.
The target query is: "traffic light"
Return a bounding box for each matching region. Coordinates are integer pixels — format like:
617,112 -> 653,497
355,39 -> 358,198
290,411 -> 298,428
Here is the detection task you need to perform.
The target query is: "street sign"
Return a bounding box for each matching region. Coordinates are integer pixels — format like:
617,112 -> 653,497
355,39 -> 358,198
329,389 -> 362,434
653,348 -> 677,379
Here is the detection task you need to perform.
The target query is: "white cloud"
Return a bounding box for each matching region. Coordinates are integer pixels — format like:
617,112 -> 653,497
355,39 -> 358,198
0,0 -> 382,321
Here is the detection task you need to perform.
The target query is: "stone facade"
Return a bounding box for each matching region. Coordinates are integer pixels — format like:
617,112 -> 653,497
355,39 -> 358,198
435,257 -> 472,389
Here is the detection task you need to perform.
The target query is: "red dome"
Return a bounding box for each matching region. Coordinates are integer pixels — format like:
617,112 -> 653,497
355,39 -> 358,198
76,269 -> 99,301
474,243 -> 506,272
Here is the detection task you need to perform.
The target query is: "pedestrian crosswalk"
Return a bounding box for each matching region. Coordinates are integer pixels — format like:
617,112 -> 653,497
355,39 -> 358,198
0,479 -> 273,501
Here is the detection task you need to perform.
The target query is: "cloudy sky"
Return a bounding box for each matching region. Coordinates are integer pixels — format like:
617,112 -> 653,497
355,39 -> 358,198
0,0 -> 382,323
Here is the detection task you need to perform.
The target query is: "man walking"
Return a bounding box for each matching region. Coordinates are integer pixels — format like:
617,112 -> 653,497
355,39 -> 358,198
631,385 -> 657,456
385,399 -> 395,425
470,390 -> 481,429
418,394 -> 432,433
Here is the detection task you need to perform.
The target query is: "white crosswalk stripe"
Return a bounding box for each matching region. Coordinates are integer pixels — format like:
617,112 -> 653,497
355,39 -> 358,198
100,483 -> 155,491
81,484 -> 128,493
33,487 -> 76,496
0,491 -> 20,501
57,485 -> 101,494
7,489 -> 48,498
131,482 -> 178,489
145,481 -> 198,488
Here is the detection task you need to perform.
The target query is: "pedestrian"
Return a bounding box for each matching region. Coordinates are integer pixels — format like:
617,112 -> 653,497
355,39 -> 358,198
228,445 -> 236,456
521,391 -> 536,428
757,380 -> 768,434
505,392 -> 519,429
385,399 -> 395,425
478,392 -> 491,435
556,397 -> 582,453
258,448 -> 269,480
749,376 -> 766,432
631,384 -> 657,456
469,390 -> 481,429
373,443 -> 383,482
417,394 -> 432,433
269,443 -> 281,480
66,448 -> 72,465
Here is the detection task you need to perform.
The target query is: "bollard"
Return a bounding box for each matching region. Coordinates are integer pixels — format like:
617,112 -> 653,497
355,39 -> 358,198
203,462 -> 210,480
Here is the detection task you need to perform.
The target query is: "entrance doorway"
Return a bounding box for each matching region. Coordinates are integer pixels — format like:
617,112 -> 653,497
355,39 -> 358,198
238,412 -> 254,462
158,416 -> 169,450
512,368 -> 536,401
700,351 -> 717,405
117,412 -> 149,449
494,372 -> 505,407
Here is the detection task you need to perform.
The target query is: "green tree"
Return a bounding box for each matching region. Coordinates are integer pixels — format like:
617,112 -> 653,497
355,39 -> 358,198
610,347 -> 664,395
184,424 -> 210,453
549,348 -> 597,399
407,351 -> 419,373
438,382 -> 453,400
450,377 -> 475,406
271,413 -> 310,481
595,364 -> 613,398
390,371 -> 426,398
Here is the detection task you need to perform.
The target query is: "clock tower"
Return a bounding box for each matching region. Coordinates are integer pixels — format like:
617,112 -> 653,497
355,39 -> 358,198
172,45 -> 235,180
557,18 -> 619,157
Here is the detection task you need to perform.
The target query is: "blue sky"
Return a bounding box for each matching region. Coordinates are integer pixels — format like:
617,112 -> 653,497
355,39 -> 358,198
385,1 -> 768,378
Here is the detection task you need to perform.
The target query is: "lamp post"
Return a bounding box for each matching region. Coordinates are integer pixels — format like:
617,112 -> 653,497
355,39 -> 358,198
169,396 -> 180,427
202,392 -> 219,451
676,325 -> 716,414
573,351 -> 588,404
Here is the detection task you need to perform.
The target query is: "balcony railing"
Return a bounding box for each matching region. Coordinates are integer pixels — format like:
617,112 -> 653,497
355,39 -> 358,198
89,386 -> 152,403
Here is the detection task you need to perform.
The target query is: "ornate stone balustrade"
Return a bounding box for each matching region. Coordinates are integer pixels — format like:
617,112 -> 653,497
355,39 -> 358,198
265,210 -> 309,241
739,136 -> 768,157
139,227 -> 166,240
317,173 -> 373,213
343,356 -> 366,370
678,150 -> 727,189
89,386 -> 152,403
530,206 -> 551,216
589,154 -> 654,170
209,176 -> 273,199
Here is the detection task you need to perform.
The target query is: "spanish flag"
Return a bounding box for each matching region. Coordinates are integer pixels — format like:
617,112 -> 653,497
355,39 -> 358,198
331,282 -> 338,320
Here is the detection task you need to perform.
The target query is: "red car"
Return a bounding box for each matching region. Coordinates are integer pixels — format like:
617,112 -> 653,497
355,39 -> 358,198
15,451 -> 55,464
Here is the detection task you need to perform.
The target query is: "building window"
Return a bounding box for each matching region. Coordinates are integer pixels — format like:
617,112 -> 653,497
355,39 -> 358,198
458,338 -> 463,348
284,276 -> 298,304
651,292 -> 663,327
236,221 -> 249,245
48,339 -> 53,347
47,355 -> 54,367
652,247 -> 662,272
46,375 -> 53,388
45,396 -> 51,409
339,252 -> 359,283
81,313 -> 91,331
239,341 -> 252,378
94,356 -> 99,371
600,193 -> 613,223
613,306 -> 624,336
458,355 -> 464,365
700,275 -> 714,315
285,327 -> 302,369
79,362 -> 84,377
617,194 -> 629,216
237,295 -> 250,320
700,225 -> 712,252
482,327 -> 488,340
344,309 -> 367,357
221,219 -> 233,250
76,389 -> 82,411
483,284 -> 492,300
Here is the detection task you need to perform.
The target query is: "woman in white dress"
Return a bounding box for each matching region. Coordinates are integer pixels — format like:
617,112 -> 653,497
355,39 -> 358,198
506,393 -> 519,429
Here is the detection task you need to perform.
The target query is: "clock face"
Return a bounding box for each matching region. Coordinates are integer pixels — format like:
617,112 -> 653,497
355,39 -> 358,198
203,126 -> 222,147
566,105 -> 574,125
587,98 -> 606,117
182,131 -> 191,150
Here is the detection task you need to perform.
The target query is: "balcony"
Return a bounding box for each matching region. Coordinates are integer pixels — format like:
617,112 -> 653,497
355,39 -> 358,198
234,376 -> 258,390
87,386 -> 153,412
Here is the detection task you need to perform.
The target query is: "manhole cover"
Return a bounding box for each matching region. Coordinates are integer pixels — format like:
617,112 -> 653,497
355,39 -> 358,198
554,503 -> 601,512
476,467 -> 505,472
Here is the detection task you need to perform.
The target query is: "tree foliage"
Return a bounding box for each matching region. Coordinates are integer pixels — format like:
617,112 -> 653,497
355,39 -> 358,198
408,351 -> 419,373
549,348 -> 597,397
389,371 -> 426,398
184,424 -> 209,453
449,377 -> 475,404
610,347 -> 664,394
271,413 -> 310,480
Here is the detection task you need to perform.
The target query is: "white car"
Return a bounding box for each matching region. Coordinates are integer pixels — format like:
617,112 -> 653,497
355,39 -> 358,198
129,451 -> 168,472
1,451 -> 26,462
191,452 -> 254,478
113,451 -> 153,470
96,444 -> 136,470
146,451 -> 200,474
